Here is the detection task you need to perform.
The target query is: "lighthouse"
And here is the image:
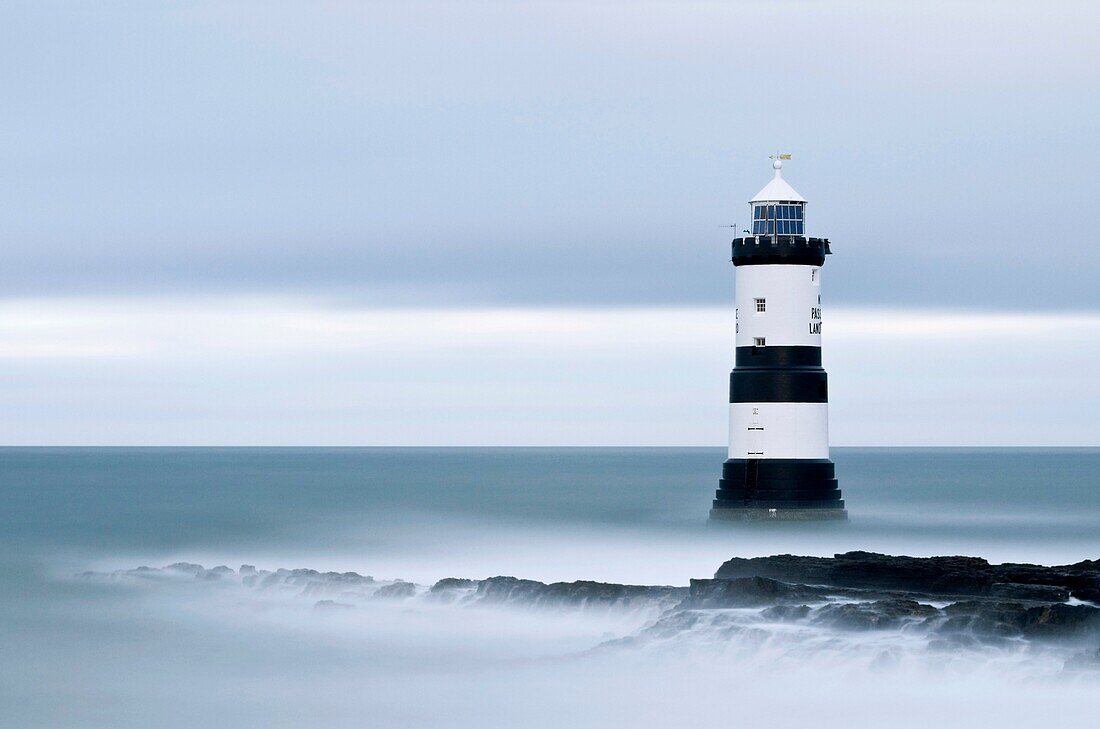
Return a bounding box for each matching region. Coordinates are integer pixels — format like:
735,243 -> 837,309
710,156 -> 847,521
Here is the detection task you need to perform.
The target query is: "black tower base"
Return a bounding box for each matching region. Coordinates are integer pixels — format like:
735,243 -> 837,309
709,458 -> 847,522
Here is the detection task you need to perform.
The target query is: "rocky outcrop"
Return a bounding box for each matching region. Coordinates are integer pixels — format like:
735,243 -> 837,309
813,599 -> 940,631
374,581 -> 417,599
469,577 -> 685,610
695,551 -> 1100,644
989,582 -> 1070,602
425,578 -> 478,604
314,599 -> 354,611
680,577 -> 828,609
80,553 -> 1100,652
715,551 -> 1100,602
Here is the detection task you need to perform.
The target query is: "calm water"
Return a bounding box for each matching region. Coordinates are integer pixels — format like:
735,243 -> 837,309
2,447 -> 1098,728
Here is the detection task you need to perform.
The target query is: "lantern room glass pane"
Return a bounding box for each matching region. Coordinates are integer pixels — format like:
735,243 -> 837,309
751,202 -> 805,234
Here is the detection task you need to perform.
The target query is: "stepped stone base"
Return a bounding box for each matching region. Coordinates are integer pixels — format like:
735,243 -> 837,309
710,458 -> 847,522
709,506 -> 848,522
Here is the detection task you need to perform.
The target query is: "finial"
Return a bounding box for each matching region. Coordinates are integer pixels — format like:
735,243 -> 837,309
769,152 -> 791,174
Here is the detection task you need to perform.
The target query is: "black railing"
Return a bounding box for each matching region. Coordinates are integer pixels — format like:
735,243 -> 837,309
731,235 -> 831,266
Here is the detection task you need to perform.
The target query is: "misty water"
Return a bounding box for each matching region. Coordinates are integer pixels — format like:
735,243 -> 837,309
2,447 -> 1098,727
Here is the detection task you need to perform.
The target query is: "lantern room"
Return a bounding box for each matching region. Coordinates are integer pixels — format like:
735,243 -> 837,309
749,158 -> 807,236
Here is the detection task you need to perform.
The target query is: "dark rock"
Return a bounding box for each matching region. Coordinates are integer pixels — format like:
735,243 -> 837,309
939,601 -> 1028,637
201,566 -> 234,580
374,581 -> 417,599
715,552 -> 997,594
681,577 -> 828,609
426,578 -> 477,604
279,568 -> 320,579
165,562 -> 206,576
715,554 -> 835,585
430,578 -> 476,592
470,577 -> 684,609
830,553 -> 994,594
1021,604 -> 1100,638
760,604 -> 811,621
943,600 -> 1025,620
634,610 -> 707,640
990,582 -> 1070,602
471,577 -> 552,605
813,599 -> 939,631
994,561 -> 1100,596
714,551 -> 1100,600
314,599 -> 354,611
938,600 -> 1100,640
323,571 -> 374,585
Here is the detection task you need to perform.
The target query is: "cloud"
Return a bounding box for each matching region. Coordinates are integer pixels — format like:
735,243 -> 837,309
1,2 -> 1098,307
0,296 -> 1096,445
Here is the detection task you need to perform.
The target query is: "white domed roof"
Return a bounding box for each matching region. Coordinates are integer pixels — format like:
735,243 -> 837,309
750,160 -> 806,203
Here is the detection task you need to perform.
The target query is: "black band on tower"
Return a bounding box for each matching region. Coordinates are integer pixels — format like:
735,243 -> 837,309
735,345 -> 821,368
729,369 -> 828,403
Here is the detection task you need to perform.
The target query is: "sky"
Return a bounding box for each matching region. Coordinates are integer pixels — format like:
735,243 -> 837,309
1,0 -> 1098,445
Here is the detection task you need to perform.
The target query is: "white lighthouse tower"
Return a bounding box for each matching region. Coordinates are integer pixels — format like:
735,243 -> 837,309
710,156 -> 846,521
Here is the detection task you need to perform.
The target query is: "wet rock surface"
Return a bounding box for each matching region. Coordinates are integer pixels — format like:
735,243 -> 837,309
374,581 -> 417,599
80,552 -> 1100,652
681,577 -> 828,609
715,551 -> 1100,602
702,551 -> 1100,643
469,577 -> 685,610
813,599 -> 940,631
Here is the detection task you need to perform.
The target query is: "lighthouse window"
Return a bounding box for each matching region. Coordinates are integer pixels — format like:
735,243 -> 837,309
753,337 -> 766,347
754,298 -> 766,312
751,203 -> 805,235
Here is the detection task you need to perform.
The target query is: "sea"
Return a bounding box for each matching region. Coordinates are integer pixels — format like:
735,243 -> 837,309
2,447 -> 1098,728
